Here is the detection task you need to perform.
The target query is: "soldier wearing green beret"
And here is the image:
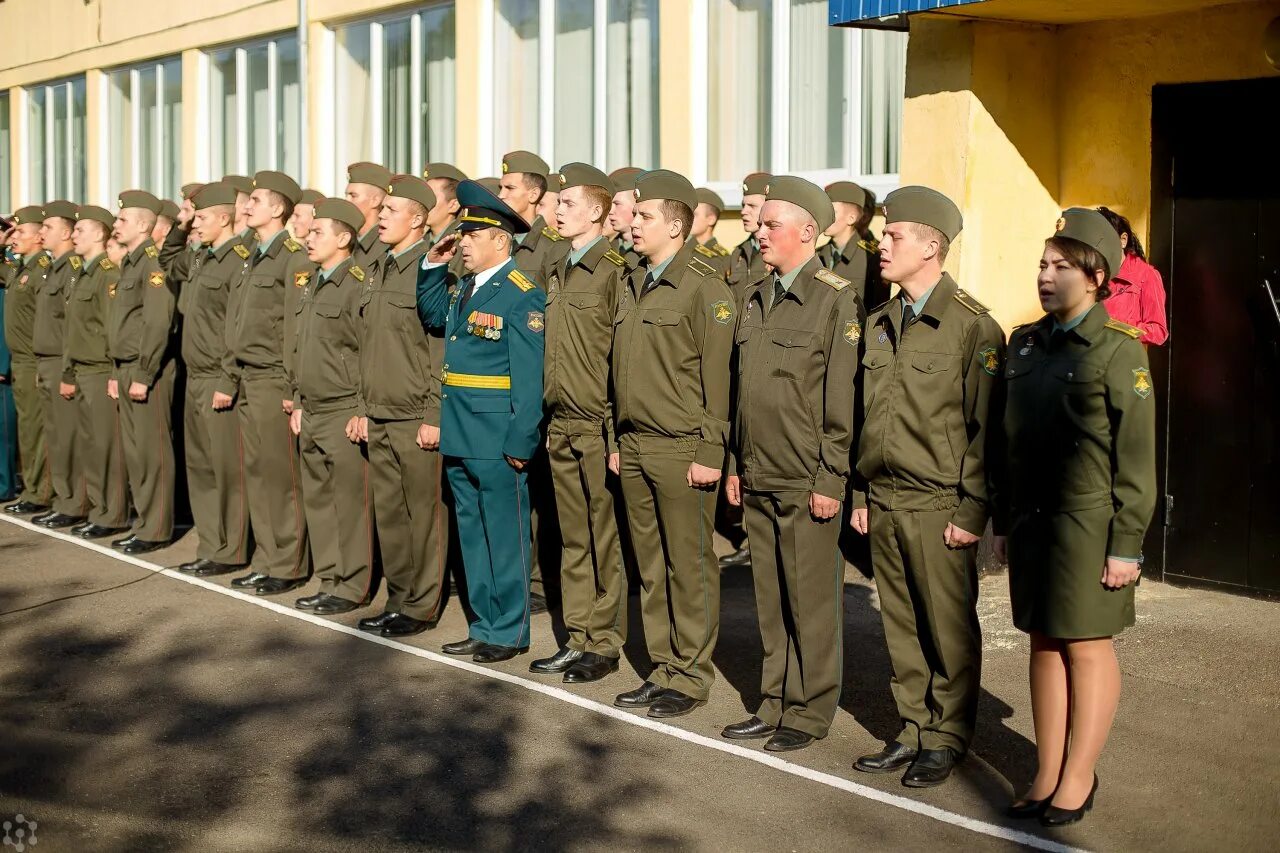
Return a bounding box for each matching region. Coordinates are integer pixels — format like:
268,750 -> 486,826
62,206 -> 130,538
527,163 -> 630,683
992,209 -> 1154,828
223,171 -> 313,596
721,176 -> 865,752
345,162 -> 394,276
2,207 -> 53,514
290,198 -> 373,615
611,170 -> 735,718
108,190 -> 178,554
607,167 -> 644,267
850,186 -> 1005,787
28,201 -> 89,528
691,188 -> 732,276
355,175 -> 450,637
823,181 -> 885,308
725,172 -> 772,300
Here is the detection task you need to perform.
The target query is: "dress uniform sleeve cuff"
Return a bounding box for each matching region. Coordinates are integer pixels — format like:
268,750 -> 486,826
1106,531 -> 1144,561
952,498 -> 989,538
812,469 -> 847,502
694,440 -> 726,471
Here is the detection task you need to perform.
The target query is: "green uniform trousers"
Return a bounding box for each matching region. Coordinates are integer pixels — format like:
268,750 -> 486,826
299,407 -> 372,603
37,356 -> 87,517
239,372 -> 309,580
74,370 -> 129,528
869,505 -> 982,754
618,432 -> 720,701
743,489 -> 845,738
183,375 -> 251,565
548,421 -> 626,657
10,359 -> 50,505
367,417 -> 448,622
117,360 -> 175,542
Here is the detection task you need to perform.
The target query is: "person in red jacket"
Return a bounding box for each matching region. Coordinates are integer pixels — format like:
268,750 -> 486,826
1097,207 -> 1168,345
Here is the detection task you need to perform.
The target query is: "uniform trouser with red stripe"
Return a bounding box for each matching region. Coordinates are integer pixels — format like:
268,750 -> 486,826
9,359 -> 50,505
36,356 -> 87,517
183,373 -> 251,565
299,406 -> 372,602
117,359 -> 175,542
238,372 -> 309,580
367,417 -> 448,622
74,370 -> 129,528
445,455 -> 531,649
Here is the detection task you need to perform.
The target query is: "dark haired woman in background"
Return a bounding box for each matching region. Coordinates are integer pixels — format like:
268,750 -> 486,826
1097,206 -> 1168,345
993,209 -> 1156,827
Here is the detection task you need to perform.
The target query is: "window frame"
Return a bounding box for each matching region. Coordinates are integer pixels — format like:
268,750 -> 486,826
198,32 -> 298,181
97,57 -> 182,204
0,90 -> 11,212
20,76 -> 87,204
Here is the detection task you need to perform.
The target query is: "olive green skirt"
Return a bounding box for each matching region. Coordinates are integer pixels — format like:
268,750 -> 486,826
1008,505 -> 1135,639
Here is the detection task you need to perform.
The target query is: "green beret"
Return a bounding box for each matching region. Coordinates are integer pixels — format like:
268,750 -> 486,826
502,150 -> 550,178
253,170 -> 303,204
12,206 -> 46,226
118,190 -> 163,214
159,200 -> 180,221
477,177 -> 502,194
423,162 -> 468,183
742,172 -> 772,197
299,189 -> 325,206
76,205 -> 116,228
608,167 -> 644,193
883,186 -> 963,242
695,188 -> 725,213
765,176 -> 835,233
551,162 -> 613,193
389,175 -> 437,210
181,183 -> 204,201
633,169 -> 697,212
313,198 -> 365,233
43,200 -> 79,221
222,174 -> 254,195
192,183 -> 239,210
347,161 -> 393,188
1053,208 -> 1124,280
825,181 -> 870,209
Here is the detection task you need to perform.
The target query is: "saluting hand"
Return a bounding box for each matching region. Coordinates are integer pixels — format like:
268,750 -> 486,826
417,423 -> 440,451
1102,557 -> 1141,590
687,462 -> 721,489
428,233 -> 459,264
128,381 -> 149,402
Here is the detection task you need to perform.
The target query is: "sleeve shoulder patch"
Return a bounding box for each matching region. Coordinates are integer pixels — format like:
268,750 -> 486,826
99,258 -> 115,271
815,269 -> 849,290
37,255 -> 50,268
510,269 -> 536,292
144,245 -> 159,258
542,226 -> 564,242
953,288 -> 990,315
350,265 -> 366,282
233,244 -> 251,259
148,270 -> 165,287
602,249 -> 627,268
1105,318 -> 1143,339
688,258 -> 716,278
70,256 -> 83,270
283,238 -> 302,253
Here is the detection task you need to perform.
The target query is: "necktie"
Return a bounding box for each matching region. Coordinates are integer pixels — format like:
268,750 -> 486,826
1050,328 -> 1066,349
770,278 -> 786,313
901,301 -> 914,335
641,272 -> 657,297
456,273 -> 477,315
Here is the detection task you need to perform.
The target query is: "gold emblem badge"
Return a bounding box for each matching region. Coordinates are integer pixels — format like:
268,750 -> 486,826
844,320 -> 862,347
1133,367 -> 1152,399
295,271 -> 310,288
501,161 -> 510,174
980,346 -> 999,375
712,300 -> 733,325
1055,217 -> 1066,232
527,311 -> 544,332
558,173 -> 567,186
149,271 -> 165,287
108,282 -> 118,298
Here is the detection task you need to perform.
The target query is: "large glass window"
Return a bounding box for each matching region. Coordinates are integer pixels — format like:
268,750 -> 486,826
1,91 -> 11,212
333,3 -> 456,187
494,0 -> 540,157
605,0 -> 659,171
26,77 -> 87,202
206,34 -> 301,179
708,0 -> 772,183
106,58 -> 182,200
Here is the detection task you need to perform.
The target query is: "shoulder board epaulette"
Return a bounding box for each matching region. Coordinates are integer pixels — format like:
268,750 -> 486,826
857,239 -> 880,254
144,245 -> 159,258
869,298 -> 894,316
99,258 -> 115,271
542,226 -> 564,242
815,269 -> 849,290
1104,318 -> 1142,339
603,249 -> 626,268
283,238 -> 302,253
694,244 -> 718,258
953,288 -> 989,315
688,258 -> 716,277
350,265 -> 366,282
70,256 -> 82,270
509,269 -> 536,292
37,255 -> 50,268
233,244 -> 251,259
713,243 -> 731,256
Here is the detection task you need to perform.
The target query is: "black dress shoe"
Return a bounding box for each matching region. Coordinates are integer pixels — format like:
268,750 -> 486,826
6,501 -> 49,515
111,534 -> 139,548
34,513 -> 85,529
765,727 -> 815,752
648,690 -> 704,719
311,595 -> 364,615
193,561 -> 242,577
230,571 -> 270,589
75,524 -> 127,539
717,545 -> 752,569
722,716 -> 776,740
529,592 -> 549,614
902,748 -> 958,788
295,592 -> 327,610
255,577 -> 307,596
614,681 -> 669,708
121,539 -> 170,555
854,742 -> 919,773
357,610 -> 402,632
442,637 -> 486,655
563,652 -> 619,683
381,614 -> 435,637
70,521 -> 94,535
1040,776 -> 1098,828
529,647 -> 584,674
473,643 -> 527,663
31,511 -> 57,525
1006,796 -> 1052,819
174,559 -> 203,573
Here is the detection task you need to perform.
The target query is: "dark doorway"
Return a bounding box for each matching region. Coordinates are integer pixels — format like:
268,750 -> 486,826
1150,76 -> 1280,595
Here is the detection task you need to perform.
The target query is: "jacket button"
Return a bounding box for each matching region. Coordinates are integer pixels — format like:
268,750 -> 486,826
450,335 -> 457,341
1066,372 -> 1074,379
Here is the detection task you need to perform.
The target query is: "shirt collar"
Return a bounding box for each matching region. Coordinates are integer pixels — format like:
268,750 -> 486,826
256,229 -> 287,256
392,238 -> 426,264
647,253 -> 676,284
473,258 -> 511,290
319,256 -> 352,283
568,235 -> 604,268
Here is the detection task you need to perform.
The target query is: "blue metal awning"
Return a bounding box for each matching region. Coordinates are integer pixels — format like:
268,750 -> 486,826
829,0 -> 988,28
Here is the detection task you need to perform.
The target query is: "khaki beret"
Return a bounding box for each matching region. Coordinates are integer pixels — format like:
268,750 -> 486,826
159,201 -> 180,221
477,177 -> 502,194
423,162 -> 468,182
695,188 -> 725,213
299,189 -> 325,206
76,205 -> 116,228
883,186 -> 963,242
825,181 -> 871,209
253,171 -> 303,204
609,167 -> 644,193
118,190 -> 163,214
347,161 -> 393,188
192,183 -> 239,210
388,175 -> 437,210
1053,208 -> 1124,280
551,162 -> 613,193
742,172 -> 772,197
12,206 -> 46,226
765,176 -> 835,233
633,169 -> 697,212
43,200 -> 79,221
222,174 -> 254,195
313,198 -> 365,233
181,183 -> 204,201
502,150 -> 550,178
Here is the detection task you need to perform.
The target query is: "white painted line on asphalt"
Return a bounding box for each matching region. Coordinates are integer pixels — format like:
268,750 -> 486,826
1,515 -> 1087,853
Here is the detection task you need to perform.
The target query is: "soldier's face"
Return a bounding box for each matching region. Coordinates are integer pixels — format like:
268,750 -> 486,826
555,186 -> 596,240
306,219 -> 347,266
345,183 -> 385,225
39,218 -> 72,250
757,201 -> 812,270
111,209 -> 147,248
377,196 -> 423,248
234,193 -> 250,227
631,200 -> 680,257
1038,244 -> 1101,316
290,204 -> 315,240
879,222 -> 933,284
692,203 -> 718,240
608,192 -> 635,236
459,227 -> 508,273
536,191 -> 559,224
106,240 -> 127,266
245,189 -> 280,230
72,220 -> 106,257
740,194 -> 766,234
12,223 -> 42,256
152,216 -> 173,245
192,207 -> 230,245
425,179 -> 456,231
826,202 -> 861,238
498,173 -> 539,219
